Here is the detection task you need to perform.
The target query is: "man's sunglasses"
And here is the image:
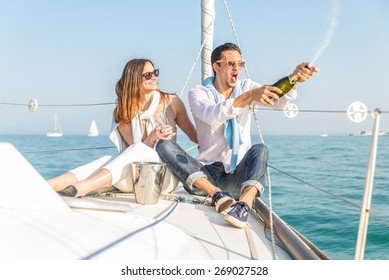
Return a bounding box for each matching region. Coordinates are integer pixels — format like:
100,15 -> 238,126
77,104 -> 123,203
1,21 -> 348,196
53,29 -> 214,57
142,69 -> 159,80
215,60 -> 246,69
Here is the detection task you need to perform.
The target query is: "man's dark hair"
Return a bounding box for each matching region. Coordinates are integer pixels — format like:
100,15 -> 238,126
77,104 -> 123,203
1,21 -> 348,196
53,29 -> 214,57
211,42 -> 242,65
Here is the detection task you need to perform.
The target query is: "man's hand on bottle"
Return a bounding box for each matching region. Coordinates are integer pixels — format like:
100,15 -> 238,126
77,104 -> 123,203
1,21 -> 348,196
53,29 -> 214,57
293,62 -> 320,83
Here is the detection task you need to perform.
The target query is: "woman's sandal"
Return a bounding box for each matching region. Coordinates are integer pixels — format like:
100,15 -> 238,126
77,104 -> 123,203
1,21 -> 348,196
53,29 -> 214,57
57,185 -> 78,197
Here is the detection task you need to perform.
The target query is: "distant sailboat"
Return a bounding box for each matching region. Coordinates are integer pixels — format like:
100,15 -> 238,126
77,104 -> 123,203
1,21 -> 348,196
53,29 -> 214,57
320,124 -> 328,137
46,114 -> 63,137
88,120 -> 99,137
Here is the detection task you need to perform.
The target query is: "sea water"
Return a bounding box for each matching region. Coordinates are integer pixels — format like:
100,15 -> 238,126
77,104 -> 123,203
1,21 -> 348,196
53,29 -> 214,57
1,134 -> 388,260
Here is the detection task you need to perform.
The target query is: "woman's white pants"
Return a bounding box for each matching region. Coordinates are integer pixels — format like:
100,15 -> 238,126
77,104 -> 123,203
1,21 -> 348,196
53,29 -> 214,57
70,142 -> 178,194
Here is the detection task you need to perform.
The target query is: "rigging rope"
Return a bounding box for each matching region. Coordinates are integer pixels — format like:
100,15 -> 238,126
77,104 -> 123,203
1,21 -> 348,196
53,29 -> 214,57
251,110 -> 279,260
81,197 -> 180,260
22,146 -> 116,154
0,101 -> 115,107
268,164 -> 389,228
225,0 -> 292,259
37,102 -> 115,107
178,13 -> 215,97
1,100 -> 387,114
255,107 -> 389,114
223,0 -> 278,259
0,102 -> 29,106
223,0 -> 250,79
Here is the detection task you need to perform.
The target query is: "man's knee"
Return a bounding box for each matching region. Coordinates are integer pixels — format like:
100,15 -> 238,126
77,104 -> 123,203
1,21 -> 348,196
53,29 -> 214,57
250,143 -> 269,159
155,140 -> 171,158
155,140 -> 164,153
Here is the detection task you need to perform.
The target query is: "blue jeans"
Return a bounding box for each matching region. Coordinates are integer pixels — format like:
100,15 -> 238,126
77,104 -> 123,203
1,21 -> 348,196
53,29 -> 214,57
156,140 -> 269,199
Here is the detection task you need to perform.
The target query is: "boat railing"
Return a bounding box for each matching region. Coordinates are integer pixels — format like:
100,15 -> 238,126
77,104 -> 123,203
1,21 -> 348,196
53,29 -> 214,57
355,109 -> 381,260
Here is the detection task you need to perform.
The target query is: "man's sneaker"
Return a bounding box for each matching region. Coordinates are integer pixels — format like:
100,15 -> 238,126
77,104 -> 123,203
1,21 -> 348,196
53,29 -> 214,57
224,201 -> 250,228
211,191 -> 236,213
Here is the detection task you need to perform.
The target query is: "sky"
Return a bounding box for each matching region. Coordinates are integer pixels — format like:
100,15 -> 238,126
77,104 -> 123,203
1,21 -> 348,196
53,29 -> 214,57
1,0 -> 388,136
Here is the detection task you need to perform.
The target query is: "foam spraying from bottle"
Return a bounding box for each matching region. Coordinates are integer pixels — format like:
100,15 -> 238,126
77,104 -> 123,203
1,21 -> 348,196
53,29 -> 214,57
311,0 -> 343,65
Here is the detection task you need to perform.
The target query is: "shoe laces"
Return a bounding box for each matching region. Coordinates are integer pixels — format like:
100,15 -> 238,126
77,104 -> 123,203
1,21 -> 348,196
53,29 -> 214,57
233,202 -> 249,217
211,191 -> 228,205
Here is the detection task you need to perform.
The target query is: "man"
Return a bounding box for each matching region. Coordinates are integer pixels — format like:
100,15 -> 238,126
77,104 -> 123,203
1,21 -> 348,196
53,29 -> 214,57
156,42 -> 319,228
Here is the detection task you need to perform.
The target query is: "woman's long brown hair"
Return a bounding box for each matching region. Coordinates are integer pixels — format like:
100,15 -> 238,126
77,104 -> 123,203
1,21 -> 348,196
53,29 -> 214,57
114,59 -> 167,124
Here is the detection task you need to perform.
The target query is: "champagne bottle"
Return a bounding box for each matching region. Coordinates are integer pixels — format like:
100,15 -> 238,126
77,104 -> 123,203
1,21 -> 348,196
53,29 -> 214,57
272,73 -> 298,97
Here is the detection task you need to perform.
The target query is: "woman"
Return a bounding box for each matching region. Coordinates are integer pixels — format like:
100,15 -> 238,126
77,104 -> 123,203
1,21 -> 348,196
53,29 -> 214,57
48,58 -> 197,197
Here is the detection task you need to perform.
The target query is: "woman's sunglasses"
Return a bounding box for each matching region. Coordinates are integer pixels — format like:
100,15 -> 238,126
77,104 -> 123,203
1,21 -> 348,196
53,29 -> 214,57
215,60 -> 245,69
142,69 -> 159,80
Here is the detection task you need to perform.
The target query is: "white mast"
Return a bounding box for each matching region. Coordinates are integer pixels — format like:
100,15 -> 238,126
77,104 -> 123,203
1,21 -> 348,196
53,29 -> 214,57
54,114 -> 59,132
201,0 -> 215,82
46,113 -> 63,137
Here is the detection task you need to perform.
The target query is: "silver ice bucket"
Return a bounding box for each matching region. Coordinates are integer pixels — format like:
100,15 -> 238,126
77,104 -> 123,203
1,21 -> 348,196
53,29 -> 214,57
131,161 -> 166,205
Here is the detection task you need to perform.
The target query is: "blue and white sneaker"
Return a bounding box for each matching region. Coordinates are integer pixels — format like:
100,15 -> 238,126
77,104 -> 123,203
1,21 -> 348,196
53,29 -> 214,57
224,201 -> 250,228
211,191 -> 236,213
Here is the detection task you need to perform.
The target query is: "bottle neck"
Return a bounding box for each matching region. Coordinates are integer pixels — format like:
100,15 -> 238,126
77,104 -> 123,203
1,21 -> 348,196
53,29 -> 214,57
287,74 -> 298,84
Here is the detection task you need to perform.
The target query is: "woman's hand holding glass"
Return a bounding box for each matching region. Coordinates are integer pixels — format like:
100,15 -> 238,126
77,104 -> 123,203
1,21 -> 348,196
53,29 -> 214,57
155,112 -> 176,140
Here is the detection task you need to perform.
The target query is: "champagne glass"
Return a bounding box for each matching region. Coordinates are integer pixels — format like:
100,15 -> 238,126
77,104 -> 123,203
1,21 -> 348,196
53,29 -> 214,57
155,112 -> 176,140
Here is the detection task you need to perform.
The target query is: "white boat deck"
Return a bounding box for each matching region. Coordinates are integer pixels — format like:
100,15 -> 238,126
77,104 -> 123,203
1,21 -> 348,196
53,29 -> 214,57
0,142 -> 293,260
79,188 -> 292,260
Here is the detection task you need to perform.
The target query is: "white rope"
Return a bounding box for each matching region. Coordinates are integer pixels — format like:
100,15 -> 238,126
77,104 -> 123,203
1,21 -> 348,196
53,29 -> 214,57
252,110 -> 279,260
178,15 -> 215,98
223,0 -> 278,260
0,101 -> 114,107
222,0 -> 250,79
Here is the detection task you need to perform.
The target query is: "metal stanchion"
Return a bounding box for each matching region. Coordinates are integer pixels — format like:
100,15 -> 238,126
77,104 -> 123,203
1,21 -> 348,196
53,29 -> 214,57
355,108 -> 381,260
